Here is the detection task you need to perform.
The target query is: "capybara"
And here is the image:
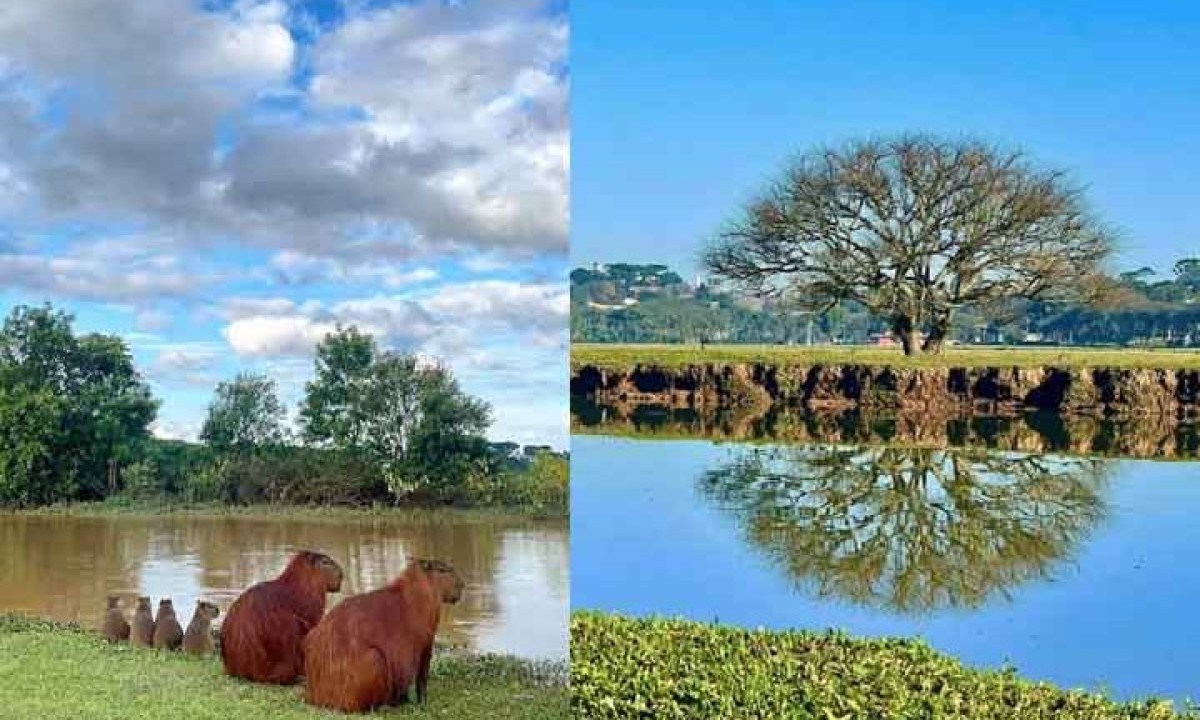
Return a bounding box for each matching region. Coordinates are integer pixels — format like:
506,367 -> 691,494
182,601 -> 220,656
101,595 -> 130,643
152,598 -> 183,650
220,550 -> 344,684
303,558 -> 464,712
130,596 -> 154,648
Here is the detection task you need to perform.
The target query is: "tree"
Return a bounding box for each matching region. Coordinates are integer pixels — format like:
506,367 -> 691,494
299,326 -> 376,448
200,372 -> 288,452
0,305 -> 158,505
704,135 -> 1115,354
300,327 -> 493,502
699,445 -> 1108,612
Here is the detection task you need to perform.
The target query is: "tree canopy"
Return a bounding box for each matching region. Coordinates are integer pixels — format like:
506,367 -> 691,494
200,372 -> 288,452
0,305 -> 158,505
704,136 -> 1115,354
299,327 -> 492,501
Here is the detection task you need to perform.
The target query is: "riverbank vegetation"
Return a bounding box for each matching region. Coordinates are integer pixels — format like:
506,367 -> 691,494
0,305 -> 566,513
571,613 -> 1189,719
0,614 -> 567,719
572,343 -> 1200,370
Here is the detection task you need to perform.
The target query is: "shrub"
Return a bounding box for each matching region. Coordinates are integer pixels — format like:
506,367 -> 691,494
571,613 -> 1189,719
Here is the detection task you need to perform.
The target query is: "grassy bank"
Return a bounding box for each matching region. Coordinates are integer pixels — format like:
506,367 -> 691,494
0,615 -> 567,719
571,612 -> 1190,719
10,499 -> 566,522
572,343 -> 1200,370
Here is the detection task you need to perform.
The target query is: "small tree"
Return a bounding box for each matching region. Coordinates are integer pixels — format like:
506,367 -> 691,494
200,372 -> 288,453
705,135 -> 1115,354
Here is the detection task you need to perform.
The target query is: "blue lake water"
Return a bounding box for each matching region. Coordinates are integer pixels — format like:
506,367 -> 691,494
572,433 -> 1200,703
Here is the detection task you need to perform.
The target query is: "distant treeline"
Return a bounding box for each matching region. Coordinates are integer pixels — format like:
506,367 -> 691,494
0,304 -> 566,512
571,260 -> 1200,347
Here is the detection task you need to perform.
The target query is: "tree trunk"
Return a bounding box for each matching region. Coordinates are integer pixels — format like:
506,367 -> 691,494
892,315 -> 918,356
922,310 -> 952,354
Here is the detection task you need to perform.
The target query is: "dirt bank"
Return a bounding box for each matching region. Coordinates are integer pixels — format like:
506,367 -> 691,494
571,363 -> 1200,417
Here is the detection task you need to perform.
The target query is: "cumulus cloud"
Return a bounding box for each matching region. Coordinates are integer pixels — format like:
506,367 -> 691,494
0,0 -> 567,262
220,279 -> 567,358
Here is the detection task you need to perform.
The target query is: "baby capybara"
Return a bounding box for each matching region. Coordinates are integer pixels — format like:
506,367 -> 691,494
101,595 -> 130,643
130,596 -> 154,648
220,550 -> 343,684
153,598 -> 183,650
182,601 -> 220,656
303,558 -> 464,712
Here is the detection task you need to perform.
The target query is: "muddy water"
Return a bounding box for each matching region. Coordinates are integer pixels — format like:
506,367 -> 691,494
0,513 -> 568,660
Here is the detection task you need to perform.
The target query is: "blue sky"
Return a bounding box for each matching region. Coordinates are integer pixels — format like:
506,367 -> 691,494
573,0 -> 1200,279
0,0 -> 568,447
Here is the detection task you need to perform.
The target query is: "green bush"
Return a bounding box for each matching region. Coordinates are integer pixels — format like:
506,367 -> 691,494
571,612 -> 1190,719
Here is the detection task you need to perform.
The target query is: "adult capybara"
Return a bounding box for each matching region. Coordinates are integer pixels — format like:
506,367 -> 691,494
182,601 -> 220,655
130,596 -> 154,648
303,558 -> 464,712
220,550 -> 343,684
101,595 -> 130,643
153,598 -> 183,650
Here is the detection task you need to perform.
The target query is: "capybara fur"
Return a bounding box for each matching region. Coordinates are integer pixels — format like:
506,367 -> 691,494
101,595 -> 130,643
152,598 -> 183,651
303,558 -> 464,712
182,601 -> 220,656
130,596 -> 154,648
220,550 -> 343,685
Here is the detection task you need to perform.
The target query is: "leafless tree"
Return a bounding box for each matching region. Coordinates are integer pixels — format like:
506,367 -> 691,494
704,136 -> 1115,354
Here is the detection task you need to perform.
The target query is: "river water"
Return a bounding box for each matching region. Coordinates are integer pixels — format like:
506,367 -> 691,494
0,512 -> 568,660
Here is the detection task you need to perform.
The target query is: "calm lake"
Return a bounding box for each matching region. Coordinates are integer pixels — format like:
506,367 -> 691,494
572,419 -> 1200,703
0,512 -> 568,660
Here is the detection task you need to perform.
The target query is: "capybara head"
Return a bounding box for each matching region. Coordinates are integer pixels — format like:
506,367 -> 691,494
416,559 -> 464,604
106,594 -> 120,610
136,596 -> 151,610
195,601 -> 220,621
158,598 -> 174,613
296,551 -> 344,593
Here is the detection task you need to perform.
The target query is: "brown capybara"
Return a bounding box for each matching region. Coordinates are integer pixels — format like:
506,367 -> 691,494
220,550 -> 343,685
130,596 -> 154,648
182,601 -> 220,656
303,558 -> 464,712
101,595 -> 130,643
153,598 -> 183,650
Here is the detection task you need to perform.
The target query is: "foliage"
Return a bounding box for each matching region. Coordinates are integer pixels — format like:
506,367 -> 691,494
484,454 -> 569,514
300,328 -> 492,503
199,372 -> 288,452
698,446 -> 1108,612
0,306 -> 158,506
0,613 -> 568,720
571,612 -> 1189,719
703,135 -> 1115,355
0,305 -> 561,514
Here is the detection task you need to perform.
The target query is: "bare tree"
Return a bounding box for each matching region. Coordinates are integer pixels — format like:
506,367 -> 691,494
704,136 -> 1115,354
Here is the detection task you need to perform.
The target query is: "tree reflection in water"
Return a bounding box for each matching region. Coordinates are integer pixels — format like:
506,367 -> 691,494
698,446 -> 1112,614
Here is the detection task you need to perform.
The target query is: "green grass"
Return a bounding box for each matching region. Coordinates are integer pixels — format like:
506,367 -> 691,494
0,615 -> 567,720
9,499 -> 565,523
572,612 -> 1191,719
572,343 -> 1200,370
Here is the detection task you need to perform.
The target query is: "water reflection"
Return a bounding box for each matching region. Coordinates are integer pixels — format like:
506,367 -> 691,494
572,397 -> 1200,459
698,446 -> 1110,613
0,513 -> 567,660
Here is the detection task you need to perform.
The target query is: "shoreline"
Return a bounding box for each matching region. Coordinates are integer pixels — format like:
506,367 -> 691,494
1,500 -> 568,523
572,345 -> 1200,417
